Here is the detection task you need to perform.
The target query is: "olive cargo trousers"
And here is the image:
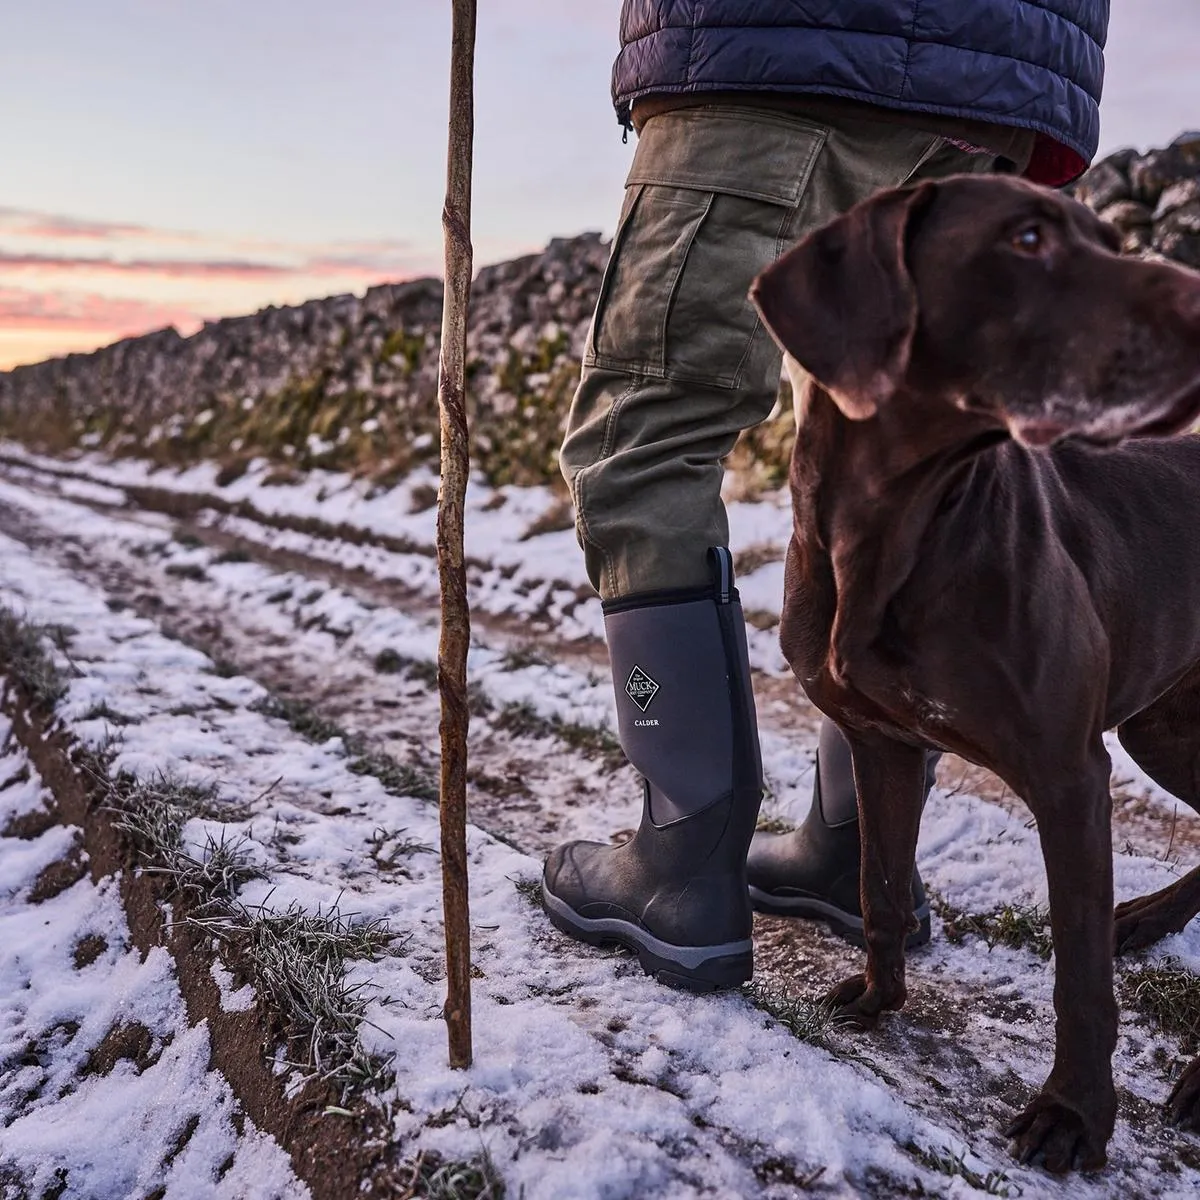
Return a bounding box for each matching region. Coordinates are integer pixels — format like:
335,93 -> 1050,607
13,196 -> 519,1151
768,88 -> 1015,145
561,104 -> 996,600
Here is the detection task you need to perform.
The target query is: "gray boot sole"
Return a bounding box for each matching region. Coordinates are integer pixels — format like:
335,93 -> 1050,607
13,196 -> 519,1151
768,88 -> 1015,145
542,884 -> 753,992
748,886 -> 932,950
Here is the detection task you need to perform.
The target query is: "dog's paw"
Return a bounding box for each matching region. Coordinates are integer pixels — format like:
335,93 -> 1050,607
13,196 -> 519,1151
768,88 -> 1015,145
1114,889 -> 1190,955
1004,1097 -> 1108,1174
1168,1057 -> 1200,1130
823,972 -> 903,1031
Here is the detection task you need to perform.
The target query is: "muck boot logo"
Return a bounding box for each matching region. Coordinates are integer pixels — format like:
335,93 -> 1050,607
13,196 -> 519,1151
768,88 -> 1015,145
625,665 -> 660,713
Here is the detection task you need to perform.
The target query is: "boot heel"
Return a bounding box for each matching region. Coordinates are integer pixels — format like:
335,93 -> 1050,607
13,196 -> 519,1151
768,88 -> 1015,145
650,951 -> 753,993
542,883 -> 753,992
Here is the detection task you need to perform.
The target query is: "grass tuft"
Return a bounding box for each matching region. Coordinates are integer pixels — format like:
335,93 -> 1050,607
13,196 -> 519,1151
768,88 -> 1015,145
348,752 -> 439,804
0,605 -> 69,711
370,650 -> 439,690
107,772 -> 263,907
903,1141 -> 1015,1196
511,875 -> 543,907
743,982 -> 841,1046
165,562 -> 208,582
252,694 -> 346,744
170,828 -> 265,905
494,701 -> 624,770
254,693 -> 438,802
400,1150 -> 505,1200
499,645 -> 551,672
936,899 -> 1053,960
368,826 -> 435,873
191,899 -> 403,1097
372,648 -> 408,674
1121,957 -> 1200,1051
80,700 -> 137,726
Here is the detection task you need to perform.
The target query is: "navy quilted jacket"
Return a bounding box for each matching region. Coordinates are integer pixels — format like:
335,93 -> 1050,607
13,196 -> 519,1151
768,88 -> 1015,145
613,1 -> 1109,185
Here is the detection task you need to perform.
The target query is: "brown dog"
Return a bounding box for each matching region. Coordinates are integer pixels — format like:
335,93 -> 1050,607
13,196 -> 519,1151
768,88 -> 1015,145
750,174 -> 1200,1174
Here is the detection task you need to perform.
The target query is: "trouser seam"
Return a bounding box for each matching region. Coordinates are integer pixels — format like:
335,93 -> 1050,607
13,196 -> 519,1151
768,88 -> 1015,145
597,375 -> 640,462
588,375 -> 641,597
569,467 -> 610,596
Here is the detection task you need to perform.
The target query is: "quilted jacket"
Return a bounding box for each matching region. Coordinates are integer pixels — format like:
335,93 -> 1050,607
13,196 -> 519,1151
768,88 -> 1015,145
612,1 -> 1110,184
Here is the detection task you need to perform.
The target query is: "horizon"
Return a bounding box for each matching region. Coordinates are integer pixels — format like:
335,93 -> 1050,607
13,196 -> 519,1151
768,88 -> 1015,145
2,0 -> 1198,371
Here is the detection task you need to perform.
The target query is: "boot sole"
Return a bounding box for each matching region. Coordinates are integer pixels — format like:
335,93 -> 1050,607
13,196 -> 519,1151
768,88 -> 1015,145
541,885 -> 753,993
747,887 -> 932,950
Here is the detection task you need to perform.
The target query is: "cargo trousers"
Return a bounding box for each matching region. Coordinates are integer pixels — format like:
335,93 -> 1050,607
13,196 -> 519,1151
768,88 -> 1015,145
560,105 -> 998,600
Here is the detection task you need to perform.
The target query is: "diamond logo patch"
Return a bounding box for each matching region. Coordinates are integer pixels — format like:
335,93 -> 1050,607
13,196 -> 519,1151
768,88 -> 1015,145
625,665 -> 660,713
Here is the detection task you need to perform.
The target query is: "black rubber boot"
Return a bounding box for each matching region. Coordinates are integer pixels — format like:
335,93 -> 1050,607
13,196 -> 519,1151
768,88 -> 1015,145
747,719 -> 935,949
541,548 -> 763,992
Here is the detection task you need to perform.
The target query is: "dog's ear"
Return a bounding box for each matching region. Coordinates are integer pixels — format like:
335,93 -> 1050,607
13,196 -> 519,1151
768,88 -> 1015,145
751,182 -> 936,420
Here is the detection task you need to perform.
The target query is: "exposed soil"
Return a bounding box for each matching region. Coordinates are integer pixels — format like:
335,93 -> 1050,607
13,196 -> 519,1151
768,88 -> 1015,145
83,1021 -> 158,1077
3,453 -> 1200,1197
27,841 -> 88,903
70,933 -> 108,970
0,684 -> 417,1200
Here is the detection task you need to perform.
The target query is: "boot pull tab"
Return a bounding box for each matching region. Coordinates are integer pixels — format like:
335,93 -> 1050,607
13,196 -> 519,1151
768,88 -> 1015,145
709,546 -> 734,605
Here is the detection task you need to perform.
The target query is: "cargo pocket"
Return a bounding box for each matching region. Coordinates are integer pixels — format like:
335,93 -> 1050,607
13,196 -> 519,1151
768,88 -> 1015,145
587,109 -> 827,390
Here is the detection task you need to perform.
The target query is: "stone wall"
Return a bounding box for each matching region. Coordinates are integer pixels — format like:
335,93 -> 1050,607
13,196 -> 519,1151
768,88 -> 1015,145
0,234 -> 608,488
1069,132 -> 1200,263
1,134 -> 1197,491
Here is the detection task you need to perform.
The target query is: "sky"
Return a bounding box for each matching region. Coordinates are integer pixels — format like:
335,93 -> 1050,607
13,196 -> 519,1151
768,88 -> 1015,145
1,0 -> 1198,370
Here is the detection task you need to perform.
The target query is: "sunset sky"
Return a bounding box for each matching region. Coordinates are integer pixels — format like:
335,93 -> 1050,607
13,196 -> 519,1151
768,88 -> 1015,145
2,0 -> 1198,370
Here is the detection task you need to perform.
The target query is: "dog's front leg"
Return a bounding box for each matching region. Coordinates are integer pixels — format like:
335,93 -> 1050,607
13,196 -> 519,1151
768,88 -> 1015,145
1005,754 -> 1118,1174
825,733 -> 925,1028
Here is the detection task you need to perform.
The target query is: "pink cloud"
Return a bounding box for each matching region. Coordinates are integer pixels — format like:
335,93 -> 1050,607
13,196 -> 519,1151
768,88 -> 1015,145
0,250 -> 297,280
0,286 -> 206,334
0,207 -> 425,280
0,249 -> 418,283
0,209 -> 438,369
0,206 -> 196,243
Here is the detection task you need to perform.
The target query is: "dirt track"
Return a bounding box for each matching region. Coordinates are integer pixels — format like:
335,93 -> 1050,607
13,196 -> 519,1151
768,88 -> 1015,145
2,451 -> 1199,1199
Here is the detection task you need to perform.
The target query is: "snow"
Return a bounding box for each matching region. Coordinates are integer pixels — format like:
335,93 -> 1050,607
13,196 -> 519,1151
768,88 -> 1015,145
0,450 -> 1198,1196
0,720 -> 305,1199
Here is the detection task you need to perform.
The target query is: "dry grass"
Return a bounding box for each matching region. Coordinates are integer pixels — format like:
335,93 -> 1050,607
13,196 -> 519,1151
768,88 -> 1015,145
398,1149 -> 505,1200
1121,957 -> 1200,1051
742,981 -> 842,1047
0,605 -> 68,711
902,1140 -> 1015,1196
936,898 -> 1054,960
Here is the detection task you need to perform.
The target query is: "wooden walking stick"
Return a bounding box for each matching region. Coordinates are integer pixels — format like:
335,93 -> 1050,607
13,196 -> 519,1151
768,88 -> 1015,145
436,0 -> 477,1070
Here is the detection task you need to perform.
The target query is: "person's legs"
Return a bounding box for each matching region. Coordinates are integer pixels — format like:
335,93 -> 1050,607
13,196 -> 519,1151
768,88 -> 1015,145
745,143 -> 1003,947
543,107 -> 967,990
561,109 -> 969,600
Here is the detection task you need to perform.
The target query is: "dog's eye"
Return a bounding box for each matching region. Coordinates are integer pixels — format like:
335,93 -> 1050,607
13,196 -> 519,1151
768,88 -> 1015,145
1012,225 -> 1044,254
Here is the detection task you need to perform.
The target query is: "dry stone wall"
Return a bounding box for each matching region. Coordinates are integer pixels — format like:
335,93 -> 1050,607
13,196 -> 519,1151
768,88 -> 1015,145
1069,132 -> 1200,263
1,134 -> 1198,490
0,235 -> 607,488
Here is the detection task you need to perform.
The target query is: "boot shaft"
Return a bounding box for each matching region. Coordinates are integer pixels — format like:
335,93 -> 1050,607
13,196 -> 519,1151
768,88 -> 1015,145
604,547 -> 762,827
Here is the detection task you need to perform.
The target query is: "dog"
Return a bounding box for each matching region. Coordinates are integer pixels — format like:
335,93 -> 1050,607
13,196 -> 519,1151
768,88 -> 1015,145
749,173 -> 1200,1174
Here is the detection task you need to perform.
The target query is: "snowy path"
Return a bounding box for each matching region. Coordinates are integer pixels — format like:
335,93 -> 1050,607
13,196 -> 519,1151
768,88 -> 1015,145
0,719 -> 305,1199
0,452 -> 1198,1197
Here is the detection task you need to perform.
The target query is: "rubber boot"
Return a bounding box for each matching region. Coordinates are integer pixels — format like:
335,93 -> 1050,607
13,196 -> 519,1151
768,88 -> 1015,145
541,548 -> 763,992
746,719 -> 934,949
